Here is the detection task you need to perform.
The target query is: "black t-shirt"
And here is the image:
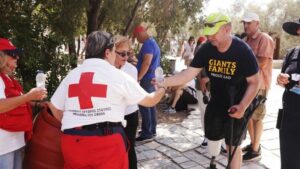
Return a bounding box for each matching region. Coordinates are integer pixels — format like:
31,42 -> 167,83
191,36 -> 258,111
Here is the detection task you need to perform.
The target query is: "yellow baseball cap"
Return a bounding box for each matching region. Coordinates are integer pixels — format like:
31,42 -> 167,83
202,13 -> 231,36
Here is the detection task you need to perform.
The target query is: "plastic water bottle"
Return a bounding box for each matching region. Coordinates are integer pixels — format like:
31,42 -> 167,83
155,67 -> 164,83
36,70 -> 46,89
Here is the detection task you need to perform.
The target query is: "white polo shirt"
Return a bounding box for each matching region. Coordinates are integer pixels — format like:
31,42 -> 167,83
0,76 -> 25,156
51,59 -> 147,130
120,62 -> 139,116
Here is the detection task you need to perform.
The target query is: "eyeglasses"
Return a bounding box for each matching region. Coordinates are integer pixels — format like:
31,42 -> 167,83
115,51 -> 131,57
204,20 -> 228,28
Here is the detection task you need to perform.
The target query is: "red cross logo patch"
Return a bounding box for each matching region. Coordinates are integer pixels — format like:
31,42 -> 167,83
68,72 -> 107,109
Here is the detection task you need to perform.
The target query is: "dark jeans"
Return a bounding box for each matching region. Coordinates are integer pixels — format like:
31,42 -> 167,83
124,111 -> 139,169
139,78 -> 156,138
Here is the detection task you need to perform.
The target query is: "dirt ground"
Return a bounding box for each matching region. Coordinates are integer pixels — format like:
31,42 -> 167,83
156,104 -> 189,124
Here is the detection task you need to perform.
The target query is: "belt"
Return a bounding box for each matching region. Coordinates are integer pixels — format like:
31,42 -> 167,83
63,122 -> 128,151
75,122 -> 122,130
63,126 -> 123,136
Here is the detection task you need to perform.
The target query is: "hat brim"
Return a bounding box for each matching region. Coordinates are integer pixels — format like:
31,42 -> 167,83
202,22 -> 227,36
3,48 -> 23,58
241,18 -> 259,22
282,22 -> 300,36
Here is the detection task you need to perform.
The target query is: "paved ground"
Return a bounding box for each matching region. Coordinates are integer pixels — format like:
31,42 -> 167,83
136,58 -> 283,169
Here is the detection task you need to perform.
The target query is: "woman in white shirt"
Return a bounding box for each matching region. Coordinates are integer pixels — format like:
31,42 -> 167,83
114,36 -> 139,169
181,36 -> 195,66
0,39 -> 47,169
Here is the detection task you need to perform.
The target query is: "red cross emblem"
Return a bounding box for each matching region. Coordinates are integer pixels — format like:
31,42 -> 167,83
68,72 -> 107,109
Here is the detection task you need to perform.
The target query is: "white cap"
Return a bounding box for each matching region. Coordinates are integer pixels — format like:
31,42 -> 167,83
242,12 -> 260,22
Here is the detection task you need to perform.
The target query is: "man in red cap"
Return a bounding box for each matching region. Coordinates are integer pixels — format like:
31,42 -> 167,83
132,25 -> 161,142
0,38 -> 47,169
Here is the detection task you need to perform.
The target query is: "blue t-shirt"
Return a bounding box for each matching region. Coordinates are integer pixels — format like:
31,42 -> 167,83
136,37 -> 161,80
190,36 -> 258,110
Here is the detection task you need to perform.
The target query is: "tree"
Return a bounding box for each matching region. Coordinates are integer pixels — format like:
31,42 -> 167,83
87,0 -> 102,35
0,0 -> 206,93
123,0 -> 142,35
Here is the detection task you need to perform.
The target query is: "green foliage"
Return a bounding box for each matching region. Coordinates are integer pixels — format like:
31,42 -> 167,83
160,53 -> 172,75
0,0 -> 205,96
0,0 -> 71,95
139,0 -> 203,46
100,0 -> 140,34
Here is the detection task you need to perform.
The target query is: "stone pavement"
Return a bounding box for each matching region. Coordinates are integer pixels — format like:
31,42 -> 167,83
136,68 -> 284,169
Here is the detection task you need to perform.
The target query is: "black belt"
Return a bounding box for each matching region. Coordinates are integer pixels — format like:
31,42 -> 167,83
80,122 -> 122,130
63,122 -> 122,136
63,126 -> 123,136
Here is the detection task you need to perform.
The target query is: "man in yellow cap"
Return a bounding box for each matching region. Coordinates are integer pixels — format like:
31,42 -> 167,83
156,12 -> 260,169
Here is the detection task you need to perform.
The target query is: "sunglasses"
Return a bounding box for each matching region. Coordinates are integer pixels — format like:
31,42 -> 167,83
204,20 -> 227,28
115,51 -> 131,57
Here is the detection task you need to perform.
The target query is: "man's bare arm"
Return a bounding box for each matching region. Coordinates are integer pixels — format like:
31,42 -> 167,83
138,88 -> 165,107
138,54 -> 153,81
257,57 -> 270,69
229,72 -> 260,119
164,67 -> 202,87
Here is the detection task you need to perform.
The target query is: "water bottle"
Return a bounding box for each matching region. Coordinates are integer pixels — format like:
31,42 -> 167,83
155,67 -> 164,83
36,70 -> 46,89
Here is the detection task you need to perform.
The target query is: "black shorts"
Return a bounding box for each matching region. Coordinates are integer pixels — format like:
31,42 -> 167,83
204,103 -> 246,146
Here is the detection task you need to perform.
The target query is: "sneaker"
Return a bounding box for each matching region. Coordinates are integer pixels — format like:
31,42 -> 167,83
221,145 -> 227,155
242,144 -> 252,153
159,103 -> 169,109
138,131 -> 156,137
243,146 -> 262,162
163,107 -> 176,114
201,138 -> 208,147
136,136 -> 154,142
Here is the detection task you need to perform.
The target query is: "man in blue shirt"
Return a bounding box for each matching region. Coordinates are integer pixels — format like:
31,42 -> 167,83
133,25 -> 161,142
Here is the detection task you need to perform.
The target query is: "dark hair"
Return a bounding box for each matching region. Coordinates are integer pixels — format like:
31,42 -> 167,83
188,36 -> 195,43
85,31 -> 114,59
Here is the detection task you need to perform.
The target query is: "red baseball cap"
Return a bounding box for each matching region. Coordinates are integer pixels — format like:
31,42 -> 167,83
132,25 -> 146,38
0,38 -> 22,58
197,36 -> 207,44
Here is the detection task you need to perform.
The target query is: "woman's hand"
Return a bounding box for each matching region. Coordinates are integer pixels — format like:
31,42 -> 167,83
26,87 -> 48,101
277,73 -> 290,87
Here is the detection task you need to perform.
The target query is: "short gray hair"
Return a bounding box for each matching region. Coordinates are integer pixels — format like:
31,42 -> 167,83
0,51 -> 8,72
85,31 -> 114,59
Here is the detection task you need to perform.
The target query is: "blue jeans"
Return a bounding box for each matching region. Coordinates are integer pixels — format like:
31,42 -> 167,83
139,78 -> 156,138
0,147 -> 23,169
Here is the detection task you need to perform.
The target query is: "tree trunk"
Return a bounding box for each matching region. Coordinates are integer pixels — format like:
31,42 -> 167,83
122,0 -> 142,36
87,0 -> 102,36
97,8 -> 106,30
68,38 -> 77,69
76,37 -> 80,56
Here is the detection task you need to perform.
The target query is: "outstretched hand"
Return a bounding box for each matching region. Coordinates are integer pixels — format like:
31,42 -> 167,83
151,78 -> 166,89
